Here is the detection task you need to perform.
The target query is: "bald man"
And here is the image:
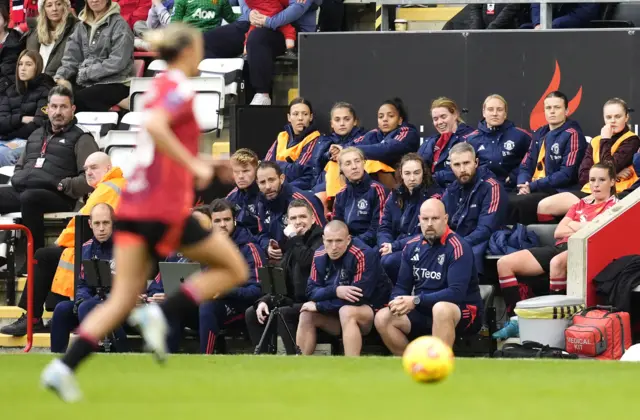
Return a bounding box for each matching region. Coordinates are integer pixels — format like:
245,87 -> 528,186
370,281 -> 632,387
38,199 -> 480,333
1,153 -> 126,337
374,199 -> 484,354
296,220 -> 391,356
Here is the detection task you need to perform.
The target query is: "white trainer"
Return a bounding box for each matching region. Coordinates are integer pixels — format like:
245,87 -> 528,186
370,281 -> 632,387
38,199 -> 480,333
41,359 -> 82,403
128,303 -> 168,363
250,94 -> 272,106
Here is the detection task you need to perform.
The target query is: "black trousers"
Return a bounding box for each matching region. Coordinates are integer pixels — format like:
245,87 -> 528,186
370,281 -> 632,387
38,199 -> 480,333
17,246 -> 67,318
506,191 -> 555,225
245,303 -> 301,354
74,83 -> 130,112
203,21 -> 285,94
0,186 -> 76,251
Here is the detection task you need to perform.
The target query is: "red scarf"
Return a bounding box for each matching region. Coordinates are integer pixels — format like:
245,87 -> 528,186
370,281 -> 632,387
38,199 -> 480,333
431,132 -> 453,172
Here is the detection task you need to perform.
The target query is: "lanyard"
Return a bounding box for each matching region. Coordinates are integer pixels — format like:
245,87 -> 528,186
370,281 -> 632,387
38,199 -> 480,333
41,135 -> 54,157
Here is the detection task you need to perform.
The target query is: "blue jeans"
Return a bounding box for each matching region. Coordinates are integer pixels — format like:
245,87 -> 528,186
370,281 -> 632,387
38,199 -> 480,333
0,139 -> 26,167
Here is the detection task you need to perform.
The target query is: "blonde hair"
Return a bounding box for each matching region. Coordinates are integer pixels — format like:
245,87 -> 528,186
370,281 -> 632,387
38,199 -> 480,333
144,23 -> 202,63
431,97 -> 463,123
338,147 -> 365,166
482,94 -> 508,113
37,0 -> 71,46
231,148 -> 259,168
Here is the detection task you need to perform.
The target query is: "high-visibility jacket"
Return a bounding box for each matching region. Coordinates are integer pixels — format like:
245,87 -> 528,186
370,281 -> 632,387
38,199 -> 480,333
51,167 -> 126,298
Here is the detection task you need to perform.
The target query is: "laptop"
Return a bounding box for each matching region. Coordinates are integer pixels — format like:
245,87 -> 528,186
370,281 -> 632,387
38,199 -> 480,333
158,262 -> 202,296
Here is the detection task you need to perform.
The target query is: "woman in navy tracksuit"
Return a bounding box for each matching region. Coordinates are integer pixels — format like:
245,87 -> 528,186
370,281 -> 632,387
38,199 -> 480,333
333,147 -> 387,248
466,94 -> 531,189
311,102 -> 366,195
378,153 -> 442,281
419,97 -> 475,189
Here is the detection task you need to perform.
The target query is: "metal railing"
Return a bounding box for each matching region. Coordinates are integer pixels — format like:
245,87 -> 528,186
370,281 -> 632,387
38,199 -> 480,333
0,224 -> 35,352
344,0 -> 629,29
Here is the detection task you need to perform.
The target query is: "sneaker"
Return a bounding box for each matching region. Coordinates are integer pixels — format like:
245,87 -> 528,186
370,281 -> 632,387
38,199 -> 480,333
250,94 -> 272,106
41,359 -> 82,403
282,50 -> 298,60
128,303 -> 168,363
0,313 -> 46,336
492,319 -> 520,340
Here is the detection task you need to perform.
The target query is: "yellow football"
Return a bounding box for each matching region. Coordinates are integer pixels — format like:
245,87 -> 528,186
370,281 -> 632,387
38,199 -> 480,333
402,336 -> 454,383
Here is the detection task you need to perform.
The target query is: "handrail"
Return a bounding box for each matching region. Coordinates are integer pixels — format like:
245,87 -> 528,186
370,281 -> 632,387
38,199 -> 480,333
0,224 -> 34,352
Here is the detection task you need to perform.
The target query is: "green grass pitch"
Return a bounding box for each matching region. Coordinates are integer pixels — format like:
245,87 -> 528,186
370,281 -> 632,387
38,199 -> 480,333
1,354 -> 637,419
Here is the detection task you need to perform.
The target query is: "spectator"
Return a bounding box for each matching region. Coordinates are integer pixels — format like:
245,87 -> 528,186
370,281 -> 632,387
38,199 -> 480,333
171,0 -> 236,32
494,163 -> 617,339
467,4 -> 527,29
226,148 -> 261,236
537,98 -> 640,218
332,147 -> 386,248
24,0 -> 78,77
244,0 -> 295,57
114,0 -> 152,30
256,161 -> 325,258
0,4 -> 23,95
419,97 -> 475,189
199,199 -> 264,354
620,150 -> 640,200
466,94 -> 531,188
378,153 -> 441,281
55,0 -> 134,112
374,199 -> 483,353
245,198 -> 324,354
264,97 -> 319,191
203,0 -> 321,105
49,203 -> 127,352
524,3 -> 600,29
310,101 -> 366,200
509,91 -> 586,225
0,50 -> 55,167
0,86 -> 98,253
0,152 -> 123,336
132,0 -> 173,37
296,220 -> 391,356
442,142 -> 507,276
326,98 -> 419,194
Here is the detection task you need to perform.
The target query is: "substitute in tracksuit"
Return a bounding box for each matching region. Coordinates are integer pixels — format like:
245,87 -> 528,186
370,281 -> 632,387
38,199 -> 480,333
228,148 -> 262,236
378,153 -> 442,281
264,98 -> 320,191
310,102 -> 366,193
509,91 -> 586,225
374,199 -> 483,354
466,95 -> 531,189
49,204 -> 127,353
442,143 -> 507,276
198,199 -> 265,354
297,221 -> 392,356
256,161 -> 326,259
418,97 -> 475,188
333,147 -> 387,248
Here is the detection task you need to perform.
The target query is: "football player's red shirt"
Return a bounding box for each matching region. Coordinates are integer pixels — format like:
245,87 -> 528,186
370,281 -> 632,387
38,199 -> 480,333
556,195 -> 617,245
118,70 -> 199,223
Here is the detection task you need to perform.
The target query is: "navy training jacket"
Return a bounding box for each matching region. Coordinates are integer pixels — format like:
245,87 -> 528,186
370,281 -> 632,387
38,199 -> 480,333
226,182 -> 262,236
418,123 -> 475,188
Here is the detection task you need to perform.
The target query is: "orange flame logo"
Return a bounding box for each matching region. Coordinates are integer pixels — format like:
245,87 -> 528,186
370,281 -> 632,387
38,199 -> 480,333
529,61 -> 583,132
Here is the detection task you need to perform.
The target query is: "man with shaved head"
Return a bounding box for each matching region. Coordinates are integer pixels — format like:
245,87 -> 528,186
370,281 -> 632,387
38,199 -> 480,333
374,199 -> 483,354
1,153 -> 126,336
296,220 -> 391,356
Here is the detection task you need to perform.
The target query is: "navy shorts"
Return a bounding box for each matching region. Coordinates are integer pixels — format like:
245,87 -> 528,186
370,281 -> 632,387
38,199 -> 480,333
407,304 -> 482,340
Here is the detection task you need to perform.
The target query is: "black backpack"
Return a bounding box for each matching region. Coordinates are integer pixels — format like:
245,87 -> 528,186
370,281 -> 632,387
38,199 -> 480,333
493,341 -> 578,359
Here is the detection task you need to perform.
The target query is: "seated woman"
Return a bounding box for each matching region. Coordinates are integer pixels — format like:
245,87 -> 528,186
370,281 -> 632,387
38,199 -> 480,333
466,94 -> 531,188
537,98 -> 640,220
264,97 -> 319,191
418,97 -> 475,189
0,50 -> 55,167
0,6 -> 23,95
378,153 -> 441,281
494,163 -> 618,339
25,0 -> 78,77
311,102 -> 366,199
326,98 -> 419,195
333,147 -> 387,248
54,0 -> 134,112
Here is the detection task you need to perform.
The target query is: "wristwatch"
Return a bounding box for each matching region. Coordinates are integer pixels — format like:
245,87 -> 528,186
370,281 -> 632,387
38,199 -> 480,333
412,295 -> 421,306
